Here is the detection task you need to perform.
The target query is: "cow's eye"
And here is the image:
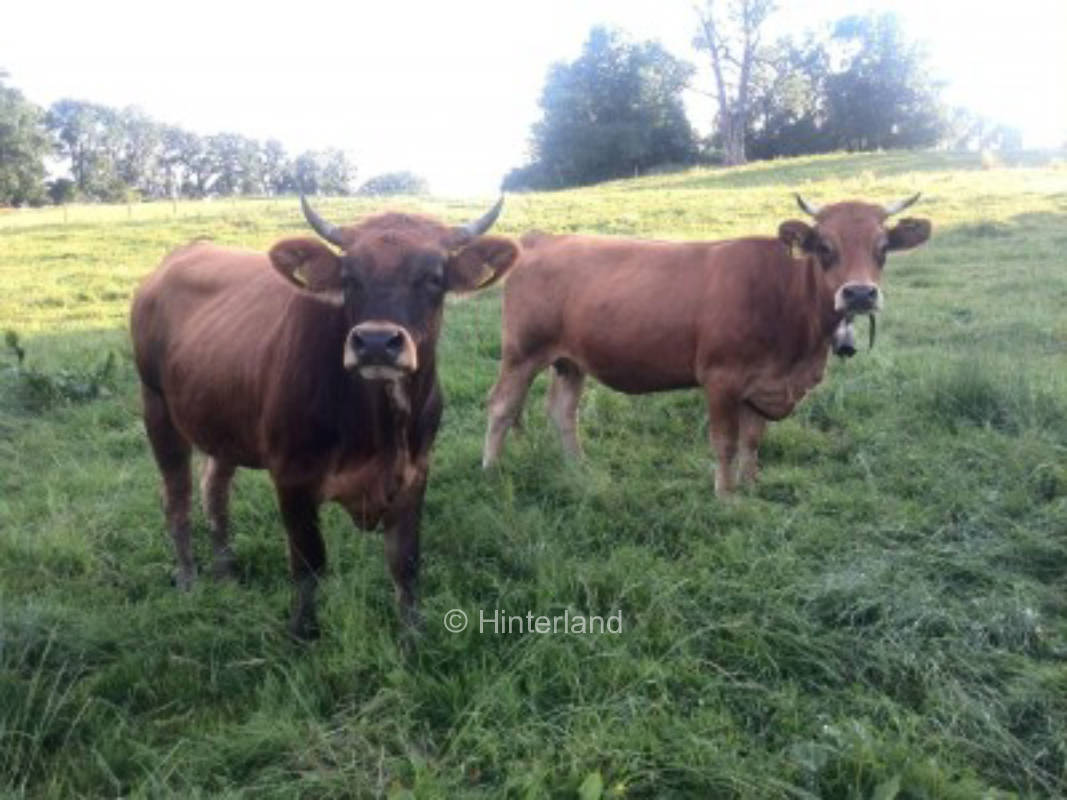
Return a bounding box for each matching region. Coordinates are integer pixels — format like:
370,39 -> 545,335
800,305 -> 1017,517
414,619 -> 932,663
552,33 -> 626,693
815,240 -> 835,265
419,274 -> 444,294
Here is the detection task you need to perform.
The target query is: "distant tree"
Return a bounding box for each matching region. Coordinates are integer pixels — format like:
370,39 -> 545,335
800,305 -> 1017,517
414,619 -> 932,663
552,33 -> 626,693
357,171 -> 428,196
263,138 -> 289,194
115,107 -> 161,197
291,151 -> 322,194
46,99 -> 119,198
692,0 -> 776,166
745,33 -> 832,159
506,26 -> 697,190
319,148 -> 356,195
208,133 -> 264,196
0,75 -> 49,205
822,13 -> 945,151
159,125 -> 190,198
46,178 -> 77,205
37,87 -> 360,202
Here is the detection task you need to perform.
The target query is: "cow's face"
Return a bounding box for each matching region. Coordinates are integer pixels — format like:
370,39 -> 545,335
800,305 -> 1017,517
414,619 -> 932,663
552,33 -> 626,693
269,198 -> 518,382
779,195 -> 931,319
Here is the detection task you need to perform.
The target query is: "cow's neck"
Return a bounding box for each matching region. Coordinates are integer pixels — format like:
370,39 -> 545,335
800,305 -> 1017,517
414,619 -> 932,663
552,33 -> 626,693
337,358 -> 438,456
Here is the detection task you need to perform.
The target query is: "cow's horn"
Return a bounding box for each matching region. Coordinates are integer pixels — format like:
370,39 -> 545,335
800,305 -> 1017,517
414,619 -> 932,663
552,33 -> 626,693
884,192 -> 921,216
795,193 -> 821,216
300,194 -> 345,247
460,195 -> 505,237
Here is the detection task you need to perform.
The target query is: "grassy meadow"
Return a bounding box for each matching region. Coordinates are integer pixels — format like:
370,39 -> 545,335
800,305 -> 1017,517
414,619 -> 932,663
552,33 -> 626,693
1,150 -> 1066,797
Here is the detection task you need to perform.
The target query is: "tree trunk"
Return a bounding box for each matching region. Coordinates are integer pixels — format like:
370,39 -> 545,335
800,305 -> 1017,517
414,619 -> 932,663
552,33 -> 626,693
721,114 -> 747,166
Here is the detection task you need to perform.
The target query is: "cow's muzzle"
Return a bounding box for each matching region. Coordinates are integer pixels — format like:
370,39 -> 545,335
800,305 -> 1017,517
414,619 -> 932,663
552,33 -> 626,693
835,283 -> 882,314
343,321 -> 418,379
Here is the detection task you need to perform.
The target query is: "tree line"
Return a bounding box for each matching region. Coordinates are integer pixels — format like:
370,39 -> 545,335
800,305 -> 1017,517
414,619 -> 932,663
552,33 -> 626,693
505,9 -> 1025,191
0,72 -> 432,206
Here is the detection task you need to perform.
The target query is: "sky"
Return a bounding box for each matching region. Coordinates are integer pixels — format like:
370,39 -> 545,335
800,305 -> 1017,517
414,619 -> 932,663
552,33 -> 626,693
2,0 -> 1065,196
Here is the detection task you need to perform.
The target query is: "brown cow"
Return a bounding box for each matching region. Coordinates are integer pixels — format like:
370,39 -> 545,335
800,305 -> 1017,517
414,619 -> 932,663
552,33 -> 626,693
482,195 -> 930,495
131,196 -> 518,638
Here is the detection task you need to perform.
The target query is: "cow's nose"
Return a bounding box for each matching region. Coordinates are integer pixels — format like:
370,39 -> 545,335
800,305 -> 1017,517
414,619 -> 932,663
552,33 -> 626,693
351,326 -> 406,364
842,284 -> 879,309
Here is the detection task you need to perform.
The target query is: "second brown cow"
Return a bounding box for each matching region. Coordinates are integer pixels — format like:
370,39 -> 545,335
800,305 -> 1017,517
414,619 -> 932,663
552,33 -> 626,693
482,195 -> 931,495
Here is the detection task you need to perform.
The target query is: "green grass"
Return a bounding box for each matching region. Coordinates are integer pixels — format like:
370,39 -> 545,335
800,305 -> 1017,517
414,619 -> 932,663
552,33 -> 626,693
1,150 -> 1066,798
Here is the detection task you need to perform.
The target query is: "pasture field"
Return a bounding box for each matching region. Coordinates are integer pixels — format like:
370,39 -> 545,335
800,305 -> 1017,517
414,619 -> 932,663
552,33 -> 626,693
1,150 -> 1066,798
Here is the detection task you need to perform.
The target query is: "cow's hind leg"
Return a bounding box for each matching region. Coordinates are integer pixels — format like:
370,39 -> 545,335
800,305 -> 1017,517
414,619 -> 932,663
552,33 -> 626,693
738,404 -> 768,487
141,384 -> 196,589
483,354 -> 542,468
546,358 -> 586,459
200,457 -> 237,580
276,486 -> 325,640
705,385 -> 742,497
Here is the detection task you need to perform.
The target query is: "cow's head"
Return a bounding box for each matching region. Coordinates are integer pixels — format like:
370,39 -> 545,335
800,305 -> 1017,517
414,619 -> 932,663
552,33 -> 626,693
778,194 -> 931,350
269,196 -> 518,382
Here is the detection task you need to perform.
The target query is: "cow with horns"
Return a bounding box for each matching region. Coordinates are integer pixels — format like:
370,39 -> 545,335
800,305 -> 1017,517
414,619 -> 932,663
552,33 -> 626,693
482,194 -> 931,495
131,196 -> 518,638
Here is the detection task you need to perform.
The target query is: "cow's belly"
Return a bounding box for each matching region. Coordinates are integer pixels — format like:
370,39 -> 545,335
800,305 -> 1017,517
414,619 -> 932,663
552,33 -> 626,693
565,331 -> 698,395
590,365 -> 698,395
167,391 -> 266,467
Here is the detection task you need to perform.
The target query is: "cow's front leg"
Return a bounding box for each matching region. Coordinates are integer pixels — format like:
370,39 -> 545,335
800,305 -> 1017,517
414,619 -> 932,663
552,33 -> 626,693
276,485 -> 325,640
705,386 -> 742,497
382,483 -> 425,628
738,404 -> 768,486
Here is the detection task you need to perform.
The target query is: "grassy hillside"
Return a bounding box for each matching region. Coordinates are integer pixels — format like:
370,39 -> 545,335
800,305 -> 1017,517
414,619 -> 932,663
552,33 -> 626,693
1,150 -> 1066,798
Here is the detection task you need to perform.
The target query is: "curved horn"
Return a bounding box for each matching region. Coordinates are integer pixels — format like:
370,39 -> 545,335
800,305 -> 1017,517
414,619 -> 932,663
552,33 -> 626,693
884,192 -> 921,216
460,195 -> 505,237
795,193 -> 821,217
300,193 -> 345,247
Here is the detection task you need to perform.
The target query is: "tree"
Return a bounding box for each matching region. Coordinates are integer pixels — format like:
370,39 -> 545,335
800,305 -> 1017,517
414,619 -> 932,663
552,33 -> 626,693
175,131 -> 214,198
505,26 -> 697,190
745,33 -> 832,159
0,73 -> 49,205
692,0 -> 776,165
357,171 -> 428,196
822,13 -> 945,151
263,139 -> 289,194
46,99 -> 116,198
208,133 -> 264,196
46,178 -> 77,205
115,107 -> 161,197
319,149 -> 356,195
291,151 -> 322,194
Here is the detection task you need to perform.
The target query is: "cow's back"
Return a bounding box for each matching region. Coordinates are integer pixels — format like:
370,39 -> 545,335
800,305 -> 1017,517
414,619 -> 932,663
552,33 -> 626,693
502,233 -> 796,392
131,243 -> 320,467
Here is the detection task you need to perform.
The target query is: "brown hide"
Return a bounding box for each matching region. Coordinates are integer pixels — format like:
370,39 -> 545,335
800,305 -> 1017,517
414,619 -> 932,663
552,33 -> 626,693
484,200 -> 930,496
132,203 -> 518,638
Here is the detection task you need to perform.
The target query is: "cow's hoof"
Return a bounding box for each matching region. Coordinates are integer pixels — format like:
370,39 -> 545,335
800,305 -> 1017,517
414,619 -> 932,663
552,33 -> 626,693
288,613 -> 321,642
210,556 -> 238,582
171,567 -> 197,591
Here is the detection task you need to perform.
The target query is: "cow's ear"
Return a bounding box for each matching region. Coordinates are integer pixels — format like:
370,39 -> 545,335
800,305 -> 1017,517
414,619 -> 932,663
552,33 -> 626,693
445,235 -> 520,293
887,217 -> 931,251
779,220 -> 814,253
268,238 -> 342,291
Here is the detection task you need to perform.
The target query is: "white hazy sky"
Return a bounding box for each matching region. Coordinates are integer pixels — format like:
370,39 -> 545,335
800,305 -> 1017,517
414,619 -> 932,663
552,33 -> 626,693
3,0 -> 1065,196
